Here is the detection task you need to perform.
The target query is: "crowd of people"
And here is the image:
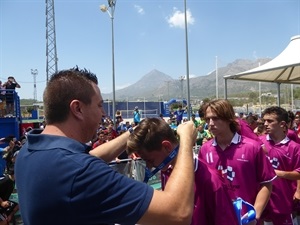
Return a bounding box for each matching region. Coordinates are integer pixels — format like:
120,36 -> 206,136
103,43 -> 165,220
0,135 -> 22,225
2,67 -> 300,225
166,101 -> 300,225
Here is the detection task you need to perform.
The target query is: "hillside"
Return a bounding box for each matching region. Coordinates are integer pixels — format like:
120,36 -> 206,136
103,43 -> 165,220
101,58 -> 281,101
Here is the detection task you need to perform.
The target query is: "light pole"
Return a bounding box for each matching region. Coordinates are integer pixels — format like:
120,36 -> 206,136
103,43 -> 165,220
165,80 -> 171,101
179,76 -> 185,107
184,0 -> 191,120
100,0 -> 116,125
31,69 -> 38,102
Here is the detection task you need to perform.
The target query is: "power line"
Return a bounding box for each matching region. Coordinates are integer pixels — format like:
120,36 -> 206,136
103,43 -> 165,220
0,77 -> 46,84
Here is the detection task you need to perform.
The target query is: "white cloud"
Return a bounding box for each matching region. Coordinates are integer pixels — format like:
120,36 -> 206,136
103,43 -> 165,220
166,7 -> 195,29
134,5 -> 145,15
178,74 -> 197,79
100,83 -> 131,94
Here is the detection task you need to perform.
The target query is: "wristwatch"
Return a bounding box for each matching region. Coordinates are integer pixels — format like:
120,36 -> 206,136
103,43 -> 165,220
128,127 -> 134,134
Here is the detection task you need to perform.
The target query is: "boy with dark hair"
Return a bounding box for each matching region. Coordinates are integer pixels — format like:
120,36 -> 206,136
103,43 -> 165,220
260,106 -> 300,225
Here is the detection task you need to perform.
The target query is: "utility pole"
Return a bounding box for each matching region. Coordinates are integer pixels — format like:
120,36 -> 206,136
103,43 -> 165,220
184,0 -> 191,120
165,80 -> 171,100
31,69 -> 38,102
46,0 -> 58,83
100,0 -> 117,125
179,76 -> 185,107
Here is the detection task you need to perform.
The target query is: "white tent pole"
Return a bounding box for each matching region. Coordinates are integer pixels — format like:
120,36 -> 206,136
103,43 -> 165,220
291,84 -> 294,111
259,82 -> 262,115
258,62 -> 262,114
216,56 -> 218,99
224,79 -> 228,99
277,83 -> 281,106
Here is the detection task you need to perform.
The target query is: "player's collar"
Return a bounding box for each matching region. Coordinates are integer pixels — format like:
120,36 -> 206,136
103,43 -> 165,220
266,134 -> 290,144
212,132 -> 241,146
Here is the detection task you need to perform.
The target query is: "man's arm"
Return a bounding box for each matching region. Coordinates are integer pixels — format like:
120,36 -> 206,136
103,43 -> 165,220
275,170 -> 300,180
254,182 -> 272,221
276,171 -> 300,201
294,180 -> 300,200
89,130 -> 130,162
137,121 -> 197,225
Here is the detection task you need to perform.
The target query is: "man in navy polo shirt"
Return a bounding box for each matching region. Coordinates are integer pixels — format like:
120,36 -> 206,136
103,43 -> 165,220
15,67 -> 197,225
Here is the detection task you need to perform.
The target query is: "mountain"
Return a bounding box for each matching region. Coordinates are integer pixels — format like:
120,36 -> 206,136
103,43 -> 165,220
102,58 -> 276,101
105,69 -> 173,101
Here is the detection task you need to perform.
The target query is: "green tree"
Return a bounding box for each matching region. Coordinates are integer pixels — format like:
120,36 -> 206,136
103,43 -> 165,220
249,92 -> 258,104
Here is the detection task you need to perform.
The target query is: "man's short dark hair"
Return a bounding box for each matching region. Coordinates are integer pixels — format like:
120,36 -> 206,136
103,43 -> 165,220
43,67 -> 98,124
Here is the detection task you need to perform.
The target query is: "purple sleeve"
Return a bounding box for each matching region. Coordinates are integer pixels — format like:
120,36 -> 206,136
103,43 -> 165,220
291,141 -> 300,173
288,129 -> 300,144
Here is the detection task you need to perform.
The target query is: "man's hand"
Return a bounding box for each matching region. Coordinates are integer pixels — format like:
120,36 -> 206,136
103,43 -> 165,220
294,189 -> 300,201
0,200 -> 10,208
176,121 -> 197,144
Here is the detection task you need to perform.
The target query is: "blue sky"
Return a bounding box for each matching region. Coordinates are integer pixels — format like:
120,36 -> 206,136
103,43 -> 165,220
1,0 -> 299,100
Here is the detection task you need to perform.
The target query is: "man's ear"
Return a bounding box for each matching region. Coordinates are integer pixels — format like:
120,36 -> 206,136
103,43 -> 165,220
70,100 -> 84,120
280,120 -> 287,129
161,140 -> 172,153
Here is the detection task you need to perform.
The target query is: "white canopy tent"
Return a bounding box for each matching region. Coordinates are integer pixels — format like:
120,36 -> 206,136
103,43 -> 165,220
224,35 -> 300,106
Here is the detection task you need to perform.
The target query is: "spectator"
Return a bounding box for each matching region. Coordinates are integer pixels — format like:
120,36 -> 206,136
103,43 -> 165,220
287,110 -> 300,144
198,107 -> 207,129
196,124 -> 211,146
15,67 -> 197,225
0,138 -> 18,224
115,110 -> 122,122
259,106 -> 300,224
0,81 -> 5,117
237,115 -> 263,143
191,114 -> 200,128
127,117 -> 239,225
124,121 -> 131,130
174,105 -> 185,126
92,130 -> 108,149
254,118 -> 265,136
115,110 -> 123,129
294,114 -> 300,133
133,106 -> 141,125
198,99 -> 276,223
245,114 -> 258,131
239,112 -> 244,119
106,122 -> 118,140
2,76 -> 20,116
159,113 -> 165,121
2,136 -> 20,181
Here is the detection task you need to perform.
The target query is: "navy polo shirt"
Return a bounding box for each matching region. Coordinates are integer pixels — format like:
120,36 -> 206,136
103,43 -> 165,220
15,129 -> 153,225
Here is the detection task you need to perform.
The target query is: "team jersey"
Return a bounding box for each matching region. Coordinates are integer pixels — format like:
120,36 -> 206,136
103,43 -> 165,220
199,133 -> 276,206
259,135 -> 300,214
161,157 -> 239,225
